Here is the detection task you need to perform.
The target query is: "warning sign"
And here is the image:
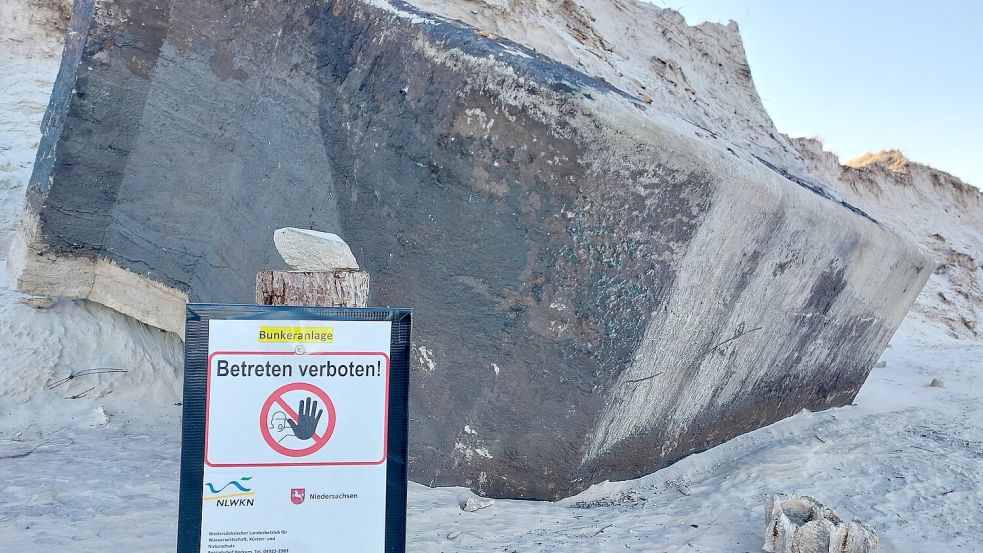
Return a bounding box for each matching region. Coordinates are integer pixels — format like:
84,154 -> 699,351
177,306 -> 411,553
205,349 -> 389,467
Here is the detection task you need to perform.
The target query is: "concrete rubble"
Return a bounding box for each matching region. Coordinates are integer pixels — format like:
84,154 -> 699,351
764,495 -> 879,553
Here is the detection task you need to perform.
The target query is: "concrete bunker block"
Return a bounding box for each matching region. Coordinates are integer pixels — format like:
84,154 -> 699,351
7,0 -> 932,498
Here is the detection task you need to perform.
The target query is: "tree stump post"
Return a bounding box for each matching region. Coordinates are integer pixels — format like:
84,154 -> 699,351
256,269 -> 369,308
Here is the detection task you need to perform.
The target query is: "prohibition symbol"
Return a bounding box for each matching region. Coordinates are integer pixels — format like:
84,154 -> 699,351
260,382 -> 337,457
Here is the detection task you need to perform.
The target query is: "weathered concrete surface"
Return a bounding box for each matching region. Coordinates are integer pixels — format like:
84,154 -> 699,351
9,0 -> 932,499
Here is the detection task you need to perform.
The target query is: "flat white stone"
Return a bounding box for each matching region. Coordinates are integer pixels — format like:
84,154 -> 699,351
273,228 -> 359,271
460,496 -> 495,513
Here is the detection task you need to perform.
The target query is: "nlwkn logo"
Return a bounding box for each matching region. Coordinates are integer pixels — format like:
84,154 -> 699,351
291,488 -> 306,505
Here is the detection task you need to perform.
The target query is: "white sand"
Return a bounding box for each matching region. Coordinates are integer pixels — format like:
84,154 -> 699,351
0,2 -> 185,424
1,318 -> 979,551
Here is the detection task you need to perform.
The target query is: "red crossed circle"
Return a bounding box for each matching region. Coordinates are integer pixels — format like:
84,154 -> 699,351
259,382 -> 336,457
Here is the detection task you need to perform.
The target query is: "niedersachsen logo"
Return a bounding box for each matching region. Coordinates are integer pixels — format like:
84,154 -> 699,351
204,477 -> 255,507
290,490 -> 359,504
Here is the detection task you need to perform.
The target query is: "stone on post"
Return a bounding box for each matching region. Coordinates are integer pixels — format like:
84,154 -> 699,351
256,229 -> 368,308
273,228 -> 359,271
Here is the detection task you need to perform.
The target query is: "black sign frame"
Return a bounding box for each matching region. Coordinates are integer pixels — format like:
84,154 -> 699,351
177,304 -> 411,553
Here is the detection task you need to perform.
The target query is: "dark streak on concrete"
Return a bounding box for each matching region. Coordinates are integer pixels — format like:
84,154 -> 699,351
31,0 -> 169,256
386,0 -> 637,101
755,156 -> 878,224
27,0 -> 96,204
208,47 -> 249,82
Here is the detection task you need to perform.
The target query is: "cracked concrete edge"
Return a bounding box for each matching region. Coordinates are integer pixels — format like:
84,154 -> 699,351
6,212 -> 188,338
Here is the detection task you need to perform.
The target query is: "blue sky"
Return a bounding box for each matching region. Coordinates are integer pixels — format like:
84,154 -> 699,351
655,0 -> 983,187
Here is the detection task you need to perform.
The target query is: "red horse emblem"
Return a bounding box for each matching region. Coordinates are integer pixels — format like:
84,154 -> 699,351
291,488 -> 305,505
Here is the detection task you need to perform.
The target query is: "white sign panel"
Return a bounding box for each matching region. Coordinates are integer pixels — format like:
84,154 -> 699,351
197,318 -> 393,553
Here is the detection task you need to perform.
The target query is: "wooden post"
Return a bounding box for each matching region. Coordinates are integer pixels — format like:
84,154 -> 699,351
256,269 -> 369,308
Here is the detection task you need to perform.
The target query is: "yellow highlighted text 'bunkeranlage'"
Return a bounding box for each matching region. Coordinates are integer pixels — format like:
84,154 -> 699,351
258,326 -> 334,343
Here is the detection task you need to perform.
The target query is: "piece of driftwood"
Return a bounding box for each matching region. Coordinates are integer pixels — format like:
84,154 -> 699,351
256,270 -> 369,308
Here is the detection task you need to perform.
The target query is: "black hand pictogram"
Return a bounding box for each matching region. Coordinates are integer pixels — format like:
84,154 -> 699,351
288,396 -> 323,441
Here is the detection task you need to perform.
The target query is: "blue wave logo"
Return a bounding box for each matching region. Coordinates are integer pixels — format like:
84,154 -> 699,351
206,477 -> 252,494
204,477 -> 254,500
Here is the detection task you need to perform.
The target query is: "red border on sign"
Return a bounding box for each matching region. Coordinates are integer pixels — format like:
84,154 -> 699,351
204,351 -> 391,468
259,382 -> 337,457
